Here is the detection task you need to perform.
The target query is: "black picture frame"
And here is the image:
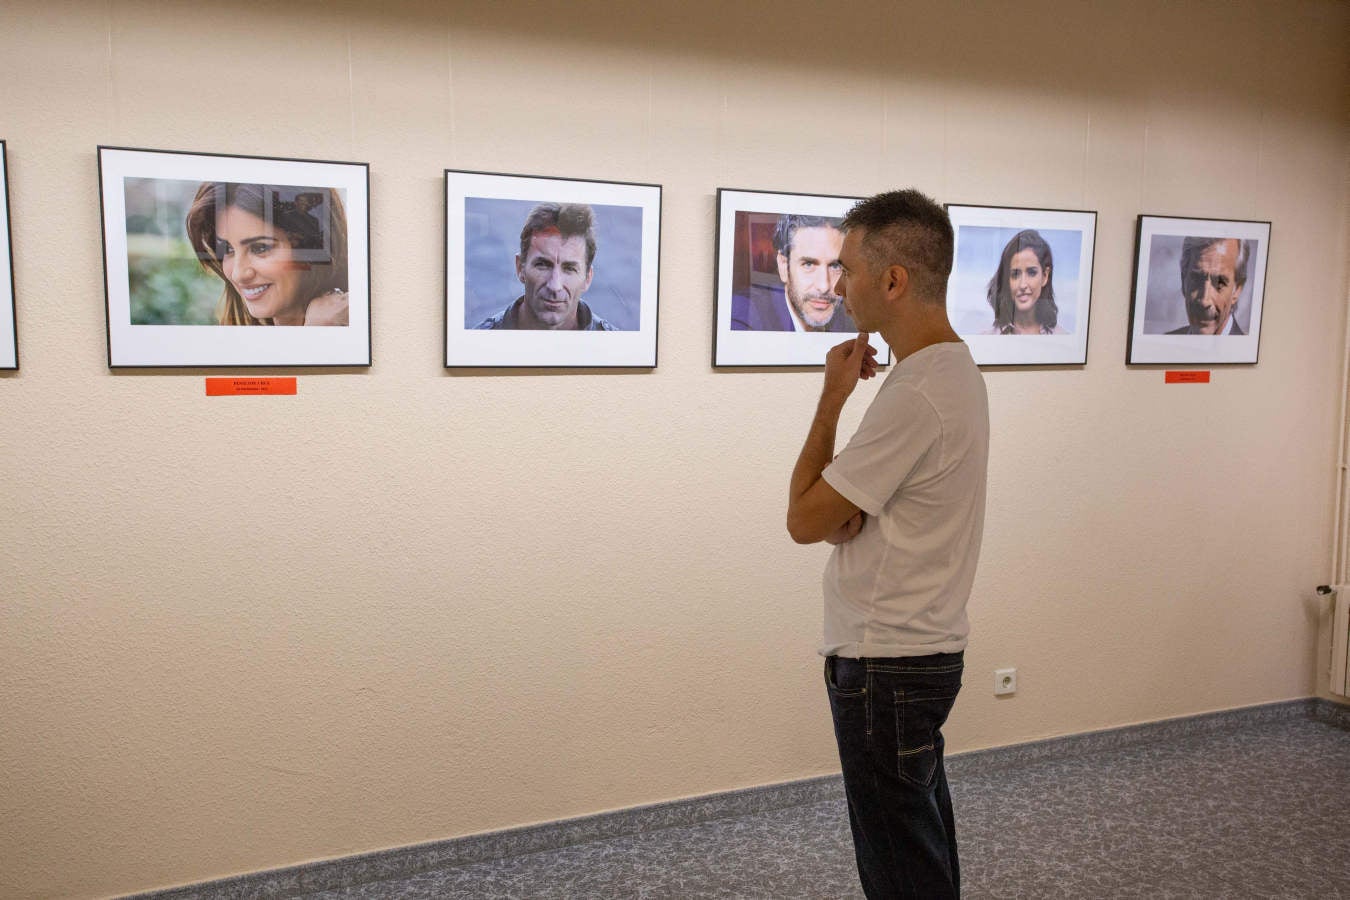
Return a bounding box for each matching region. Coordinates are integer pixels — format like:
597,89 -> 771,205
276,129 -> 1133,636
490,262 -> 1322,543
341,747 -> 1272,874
0,140 -> 16,370
944,203 -> 1097,367
444,169 -> 662,369
1126,214 -> 1270,365
98,146 -> 371,368
712,187 -> 890,367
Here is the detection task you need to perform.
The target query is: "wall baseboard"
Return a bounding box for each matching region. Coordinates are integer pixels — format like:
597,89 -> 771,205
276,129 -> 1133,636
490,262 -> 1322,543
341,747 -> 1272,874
946,696 -> 1343,775
128,697 -> 1347,900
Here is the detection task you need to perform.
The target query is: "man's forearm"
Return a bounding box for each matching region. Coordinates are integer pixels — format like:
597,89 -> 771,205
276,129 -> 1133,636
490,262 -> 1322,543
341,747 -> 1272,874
786,388 -> 862,545
786,336 -> 871,544
790,391 -> 847,504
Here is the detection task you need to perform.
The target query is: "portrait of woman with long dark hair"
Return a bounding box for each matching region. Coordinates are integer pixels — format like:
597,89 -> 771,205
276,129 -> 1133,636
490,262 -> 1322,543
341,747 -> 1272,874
186,182 -> 349,326
983,229 -> 1065,335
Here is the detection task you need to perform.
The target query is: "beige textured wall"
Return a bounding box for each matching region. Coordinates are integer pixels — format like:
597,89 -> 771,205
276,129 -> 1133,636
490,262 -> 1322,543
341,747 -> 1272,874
1,1 -> 1347,896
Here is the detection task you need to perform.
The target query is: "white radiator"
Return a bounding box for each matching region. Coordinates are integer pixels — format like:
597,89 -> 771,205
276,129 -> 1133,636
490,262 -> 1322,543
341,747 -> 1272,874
1334,587 -> 1350,698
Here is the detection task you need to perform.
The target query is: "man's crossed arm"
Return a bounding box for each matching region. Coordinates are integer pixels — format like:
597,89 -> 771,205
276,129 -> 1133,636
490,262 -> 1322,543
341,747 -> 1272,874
786,334 -> 877,545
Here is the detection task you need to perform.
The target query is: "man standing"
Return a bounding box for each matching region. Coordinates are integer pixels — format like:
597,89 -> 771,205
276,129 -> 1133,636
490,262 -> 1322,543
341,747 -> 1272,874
475,203 -> 617,331
732,214 -> 855,332
786,189 -> 989,899
1167,236 -> 1250,335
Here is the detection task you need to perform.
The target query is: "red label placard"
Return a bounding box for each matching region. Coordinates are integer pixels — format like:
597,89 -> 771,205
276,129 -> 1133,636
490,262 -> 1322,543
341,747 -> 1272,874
1164,371 -> 1210,384
205,377 -> 298,396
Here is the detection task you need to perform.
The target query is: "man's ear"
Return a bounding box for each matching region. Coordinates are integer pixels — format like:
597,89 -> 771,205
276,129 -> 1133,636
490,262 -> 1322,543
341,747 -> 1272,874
885,264 -> 910,299
515,254 -> 525,284
582,265 -> 595,292
776,251 -> 790,284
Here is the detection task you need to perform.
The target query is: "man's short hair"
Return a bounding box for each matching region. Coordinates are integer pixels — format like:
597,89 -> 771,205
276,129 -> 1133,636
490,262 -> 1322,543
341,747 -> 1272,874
773,214 -> 842,260
840,189 -> 953,303
1180,236 -> 1251,287
519,203 -> 597,268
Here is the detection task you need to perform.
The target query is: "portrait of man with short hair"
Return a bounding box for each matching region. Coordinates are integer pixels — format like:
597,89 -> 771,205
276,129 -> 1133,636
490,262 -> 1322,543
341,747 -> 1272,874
1169,236 -> 1252,335
1141,234 -> 1257,336
714,189 -> 891,368
474,202 -> 618,332
1127,215 -> 1269,365
463,197 -> 641,332
730,212 -> 856,334
445,170 -> 661,368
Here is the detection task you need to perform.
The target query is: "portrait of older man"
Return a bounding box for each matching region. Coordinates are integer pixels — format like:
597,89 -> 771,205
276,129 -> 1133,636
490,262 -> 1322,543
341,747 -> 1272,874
475,202 -> 617,331
1168,236 -> 1251,335
731,214 -> 856,333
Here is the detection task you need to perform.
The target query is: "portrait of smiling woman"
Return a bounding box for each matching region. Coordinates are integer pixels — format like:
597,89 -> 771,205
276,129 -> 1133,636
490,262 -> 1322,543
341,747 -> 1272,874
186,182 -> 349,326
984,228 -> 1065,335
945,204 -> 1094,365
101,146 -> 370,366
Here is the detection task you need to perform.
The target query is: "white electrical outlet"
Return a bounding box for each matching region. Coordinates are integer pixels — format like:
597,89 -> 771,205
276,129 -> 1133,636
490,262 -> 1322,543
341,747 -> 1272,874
994,668 -> 1017,696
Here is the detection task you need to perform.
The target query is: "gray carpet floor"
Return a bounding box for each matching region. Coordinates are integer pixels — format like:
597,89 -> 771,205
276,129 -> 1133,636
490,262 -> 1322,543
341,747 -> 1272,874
297,716 -> 1349,899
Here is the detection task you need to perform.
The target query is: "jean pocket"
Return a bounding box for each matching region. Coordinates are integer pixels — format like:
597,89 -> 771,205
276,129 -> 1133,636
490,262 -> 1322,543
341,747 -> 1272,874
893,686 -> 960,788
825,656 -> 867,697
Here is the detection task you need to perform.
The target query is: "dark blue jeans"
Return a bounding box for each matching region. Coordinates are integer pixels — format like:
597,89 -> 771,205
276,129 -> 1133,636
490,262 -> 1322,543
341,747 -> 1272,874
825,652 -> 964,899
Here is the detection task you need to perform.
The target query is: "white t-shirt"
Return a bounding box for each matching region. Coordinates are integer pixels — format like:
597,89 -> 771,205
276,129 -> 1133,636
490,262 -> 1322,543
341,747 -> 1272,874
820,341 -> 989,658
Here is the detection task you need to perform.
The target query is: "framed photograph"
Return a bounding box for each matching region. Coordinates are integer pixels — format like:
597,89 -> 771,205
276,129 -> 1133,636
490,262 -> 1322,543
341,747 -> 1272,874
445,170 -> 661,368
98,146 -> 370,368
714,188 -> 891,367
1127,215 -> 1270,365
0,141 -> 16,370
945,204 -> 1097,366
